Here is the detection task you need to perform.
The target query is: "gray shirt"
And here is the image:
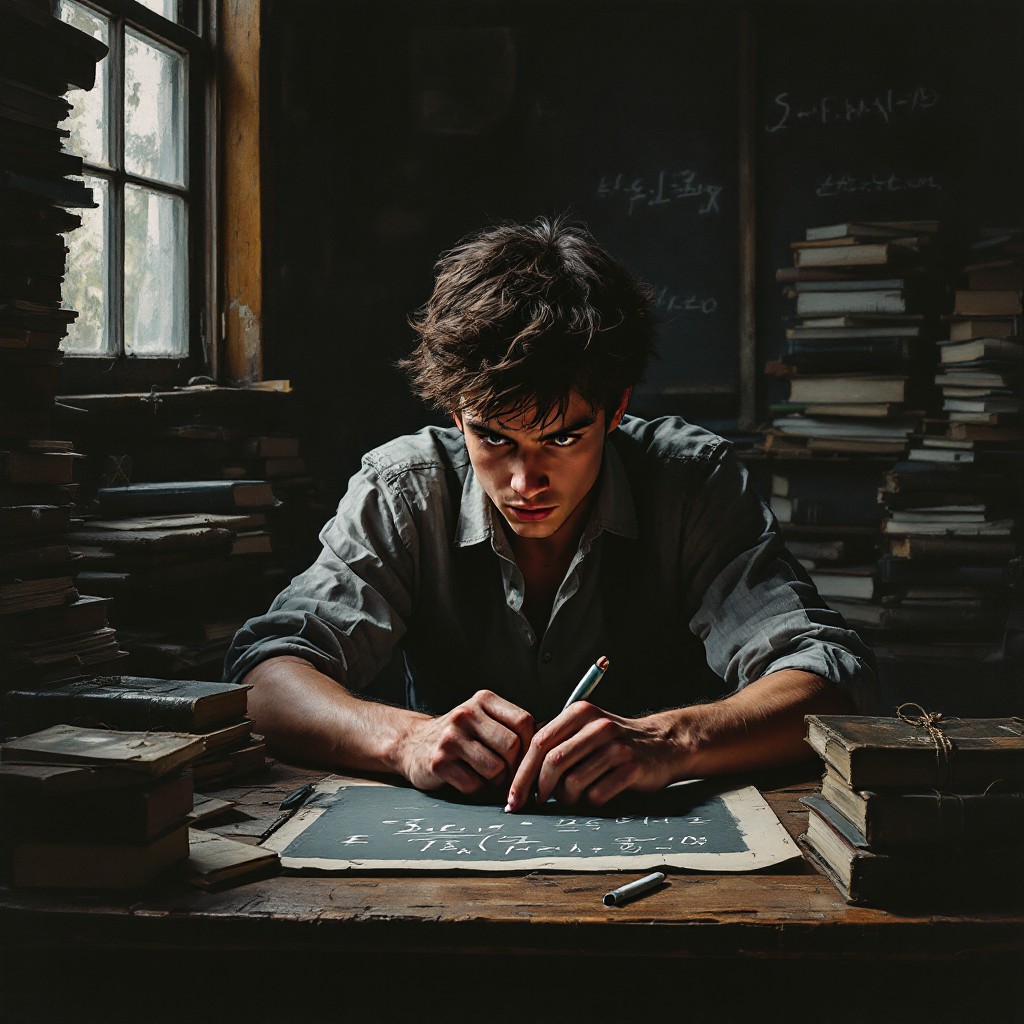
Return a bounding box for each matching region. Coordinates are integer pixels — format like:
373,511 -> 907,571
224,416 -> 877,720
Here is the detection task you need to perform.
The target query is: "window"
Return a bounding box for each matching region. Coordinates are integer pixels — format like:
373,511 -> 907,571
57,0 -> 208,366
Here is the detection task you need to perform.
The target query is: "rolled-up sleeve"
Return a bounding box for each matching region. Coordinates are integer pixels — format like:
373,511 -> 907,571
223,460 -> 417,689
682,447 -> 878,713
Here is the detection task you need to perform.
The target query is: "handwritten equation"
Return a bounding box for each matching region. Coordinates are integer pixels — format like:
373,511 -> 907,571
337,814 -> 714,858
652,284 -> 718,315
765,87 -> 939,132
597,170 -> 723,216
815,172 -> 942,197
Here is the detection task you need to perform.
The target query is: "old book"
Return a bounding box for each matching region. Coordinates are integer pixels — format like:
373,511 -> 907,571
0,539 -> 70,572
952,290 -> 1022,316
771,473 -> 883,526
882,518 -> 1014,537
187,828 -> 280,890
787,376 -> 909,404
97,480 -> 278,516
795,243 -> 916,267
10,823 -> 189,889
808,567 -> 877,601
0,450 -> 78,485
773,418 -> 915,441
0,503 -> 69,540
801,796 -> 1020,906
187,794 -> 235,827
2,676 -> 249,734
0,594 -> 110,645
783,337 -> 916,370
820,767 -> 1024,847
805,222 -> 932,242
85,512 -> 263,532
0,761 -> 147,797
190,736 -> 266,787
70,525 -> 235,553
947,423 -> 1022,442
878,558 -> 1010,588
939,337 -> 1023,364
806,438 -> 908,455
230,530 -> 272,556
886,535 -> 1017,560
967,267 -> 1024,290
804,715 -> 1024,789
0,725 -> 206,776
787,324 -> 921,340
0,770 -> 193,843
948,320 -> 1017,342
794,290 -> 908,316
0,575 -> 76,615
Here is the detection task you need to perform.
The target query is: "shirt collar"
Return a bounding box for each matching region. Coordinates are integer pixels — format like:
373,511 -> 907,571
453,433 -> 638,549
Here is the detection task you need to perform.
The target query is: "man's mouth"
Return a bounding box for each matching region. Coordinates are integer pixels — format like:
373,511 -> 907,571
506,504 -> 557,522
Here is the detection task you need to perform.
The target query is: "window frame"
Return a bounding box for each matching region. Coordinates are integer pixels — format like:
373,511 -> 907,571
58,0 -> 217,394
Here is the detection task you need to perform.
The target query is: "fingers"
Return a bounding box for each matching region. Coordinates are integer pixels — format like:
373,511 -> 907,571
551,737 -> 634,805
470,691 -> 535,769
536,716 -> 622,804
506,702 -> 602,811
434,758 -> 487,795
581,762 -> 641,807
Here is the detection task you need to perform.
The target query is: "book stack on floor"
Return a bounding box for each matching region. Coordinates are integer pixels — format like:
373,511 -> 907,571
800,713 -> 1024,906
763,222 -> 942,622
869,230 -> 1022,715
0,4 -> 125,689
1,674 -> 267,789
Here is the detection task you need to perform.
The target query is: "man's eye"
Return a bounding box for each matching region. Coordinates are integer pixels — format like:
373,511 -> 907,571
482,434 -> 509,447
549,435 -> 580,448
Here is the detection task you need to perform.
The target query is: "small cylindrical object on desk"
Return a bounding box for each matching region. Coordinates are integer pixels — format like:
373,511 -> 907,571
602,870 -> 666,907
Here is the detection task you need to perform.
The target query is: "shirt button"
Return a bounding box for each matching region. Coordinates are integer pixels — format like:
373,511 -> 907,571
542,651 -> 552,663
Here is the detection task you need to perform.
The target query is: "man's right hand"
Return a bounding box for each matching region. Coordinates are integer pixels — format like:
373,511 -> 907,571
393,690 -> 534,795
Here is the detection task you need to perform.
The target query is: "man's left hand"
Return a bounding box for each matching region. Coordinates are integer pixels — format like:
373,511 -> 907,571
505,702 -> 682,812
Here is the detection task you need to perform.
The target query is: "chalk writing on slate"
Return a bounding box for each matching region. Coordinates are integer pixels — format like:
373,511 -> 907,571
765,86 -> 939,133
596,171 -> 724,216
264,781 -> 799,872
651,285 -> 719,316
815,172 -> 942,198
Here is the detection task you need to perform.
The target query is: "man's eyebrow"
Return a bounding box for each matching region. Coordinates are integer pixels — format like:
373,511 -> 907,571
538,416 -> 596,440
465,420 -> 509,439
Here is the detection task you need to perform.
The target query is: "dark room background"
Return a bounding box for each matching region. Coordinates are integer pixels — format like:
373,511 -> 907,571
258,0 -> 1023,500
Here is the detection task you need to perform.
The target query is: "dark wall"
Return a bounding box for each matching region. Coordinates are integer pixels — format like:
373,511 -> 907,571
261,0 -> 1023,500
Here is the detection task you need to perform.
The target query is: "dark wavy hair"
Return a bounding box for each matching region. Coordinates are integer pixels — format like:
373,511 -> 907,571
399,216 -> 657,426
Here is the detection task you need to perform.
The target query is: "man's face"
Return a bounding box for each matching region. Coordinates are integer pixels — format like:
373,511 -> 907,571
456,390 -> 626,540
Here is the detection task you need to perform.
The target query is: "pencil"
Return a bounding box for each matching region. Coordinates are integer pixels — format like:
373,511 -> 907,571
562,655 -> 610,711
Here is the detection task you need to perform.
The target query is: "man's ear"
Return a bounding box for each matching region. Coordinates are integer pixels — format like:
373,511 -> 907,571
453,412 -> 464,434
606,388 -> 632,433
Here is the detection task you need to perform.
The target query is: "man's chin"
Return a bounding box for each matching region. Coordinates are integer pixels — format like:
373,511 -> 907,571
501,512 -> 565,538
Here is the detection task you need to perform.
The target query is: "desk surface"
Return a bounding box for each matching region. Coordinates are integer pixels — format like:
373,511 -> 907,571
2,761 -> 1022,962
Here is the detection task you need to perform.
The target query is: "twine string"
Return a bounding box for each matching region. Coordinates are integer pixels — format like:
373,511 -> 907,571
896,702 -> 956,790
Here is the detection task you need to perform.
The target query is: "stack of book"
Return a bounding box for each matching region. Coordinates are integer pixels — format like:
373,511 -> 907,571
868,231 -> 1022,712
763,221 -> 941,622
800,714 -> 1024,906
0,4 -> 125,690
0,723 -> 206,888
1,674 -> 267,789
71,481 -> 281,679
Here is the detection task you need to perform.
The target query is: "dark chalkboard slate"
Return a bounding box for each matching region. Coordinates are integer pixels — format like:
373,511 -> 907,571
754,0 -> 1024,412
262,780 -> 798,872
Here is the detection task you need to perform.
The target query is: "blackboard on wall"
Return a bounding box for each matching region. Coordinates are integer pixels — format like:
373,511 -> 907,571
754,0 -> 1024,412
262,0 -> 741,494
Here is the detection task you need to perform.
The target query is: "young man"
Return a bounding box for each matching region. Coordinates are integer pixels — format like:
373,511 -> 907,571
224,217 -> 875,812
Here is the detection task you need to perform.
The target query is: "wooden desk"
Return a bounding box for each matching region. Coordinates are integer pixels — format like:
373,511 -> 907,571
2,762 -> 1022,1024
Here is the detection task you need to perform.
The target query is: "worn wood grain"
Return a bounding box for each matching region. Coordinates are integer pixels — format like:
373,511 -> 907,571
2,762 -> 1021,961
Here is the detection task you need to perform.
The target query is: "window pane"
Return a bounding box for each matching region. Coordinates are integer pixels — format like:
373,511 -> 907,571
62,176 -> 111,356
125,29 -> 186,186
135,0 -> 176,19
124,184 -> 188,357
57,1 -> 111,166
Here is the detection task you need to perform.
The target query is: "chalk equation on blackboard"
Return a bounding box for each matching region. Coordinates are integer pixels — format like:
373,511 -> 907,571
597,171 -> 723,215
652,285 -> 718,315
263,781 -> 802,872
816,172 -> 942,198
765,87 -> 939,133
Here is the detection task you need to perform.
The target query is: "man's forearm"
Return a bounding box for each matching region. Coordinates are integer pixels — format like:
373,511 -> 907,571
656,669 -> 854,779
243,655 -> 427,773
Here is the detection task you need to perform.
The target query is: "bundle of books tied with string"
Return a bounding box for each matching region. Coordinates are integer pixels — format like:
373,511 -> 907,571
800,709 -> 1024,906
0,0 -> 127,690
868,229 -> 1022,715
761,221 -> 943,636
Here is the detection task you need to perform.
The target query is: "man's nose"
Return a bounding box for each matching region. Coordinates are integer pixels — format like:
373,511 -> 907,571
510,455 -> 549,499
